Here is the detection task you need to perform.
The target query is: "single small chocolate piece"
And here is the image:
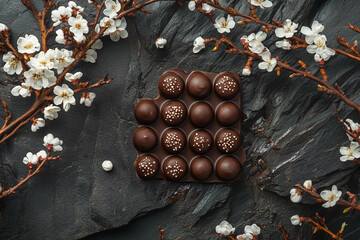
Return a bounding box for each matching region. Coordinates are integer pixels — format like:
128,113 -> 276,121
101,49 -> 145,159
135,154 -> 160,179
215,128 -> 240,153
158,72 -> 185,99
161,128 -> 186,153
187,72 -> 212,99
161,100 -> 187,126
133,127 -> 158,152
189,102 -> 214,127
134,99 -> 159,124
214,74 -> 240,100
216,102 -> 241,126
189,130 -> 213,154
163,156 -> 188,180
190,157 -> 213,181
216,156 -> 242,181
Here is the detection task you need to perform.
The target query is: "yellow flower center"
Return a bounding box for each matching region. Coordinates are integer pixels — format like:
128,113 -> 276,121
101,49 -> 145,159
105,21 -> 112,28
32,73 -> 41,80
111,4 -> 117,10
40,60 -> 47,66
10,58 -> 19,66
24,43 -> 33,49
328,193 -> 335,201
221,21 -> 228,28
60,92 -> 69,98
75,23 -> 82,30
255,0 -> 264,3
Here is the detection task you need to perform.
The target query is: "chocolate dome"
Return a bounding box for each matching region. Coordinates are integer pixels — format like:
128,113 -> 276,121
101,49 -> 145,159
161,100 -> 187,126
161,128 -> 186,154
134,155 -> 160,179
134,99 -> 159,124
189,102 -> 214,128
216,102 -> 241,126
215,128 -> 240,154
158,72 -> 185,99
187,72 -> 212,99
189,130 -> 213,154
163,156 -> 188,180
133,127 -> 158,152
190,157 -> 213,181
216,156 -> 242,181
214,74 -> 240,99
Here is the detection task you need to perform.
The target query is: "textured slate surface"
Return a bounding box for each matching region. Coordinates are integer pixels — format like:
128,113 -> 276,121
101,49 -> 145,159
0,0 -> 359,239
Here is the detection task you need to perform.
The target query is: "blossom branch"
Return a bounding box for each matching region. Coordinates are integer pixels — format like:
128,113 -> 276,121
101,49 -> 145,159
301,213 -> 344,240
0,152 -> 60,199
90,0 -> 106,26
199,0 -> 360,62
0,96 -> 11,131
333,105 -> 360,147
295,184 -> 360,212
278,224 -> 289,240
158,226 -> 165,240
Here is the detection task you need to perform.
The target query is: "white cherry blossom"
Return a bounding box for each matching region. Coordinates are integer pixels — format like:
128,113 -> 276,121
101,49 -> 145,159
275,19 -> 298,38
80,92 -> 96,107
236,233 -> 253,240
43,133 -> 63,152
68,15 -> 89,37
24,68 -> 57,90
188,1 -> 196,11
11,83 -> 31,98
84,49 -> 97,63
320,185 -> 342,208
0,23 -> 9,32
53,84 -> 76,112
28,51 -> 53,70
215,221 -> 235,236
31,118 -> 45,132
51,6 -> 72,26
23,151 -> 46,166
68,1 -> 84,14
2,52 -> 22,75
193,36 -> 205,53
340,141 -> 360,162
248,0 -> 273,9
345,118 -> 359,140
242,67 -> 251,76
290,215 -> 301,226
214,15 -> 235,33
91,39 -> 103,50
244,224 -> 260,236
103,0 -> 121,19
100,17 -> 117,35
202,2 -> 215,13
300,20 -> 324,44
44,104 -> 61,120
109,18 -> 128,42
306,34 -> 335,62
54,48 -> 74,73
290,188 -> 302,203
275,39 -> 291,50
303,180 -> 312,189
155,37 -> 167,48
17,34 -> 40,54
248,31 -> 267,54
55,29 -> 66,45
258,51 -> 277,72
65,71 -> 83,82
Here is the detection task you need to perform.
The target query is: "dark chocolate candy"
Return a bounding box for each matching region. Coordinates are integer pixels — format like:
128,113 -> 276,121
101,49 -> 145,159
134,155 -> 160,179
214,74 -> 240,99
133,127 -> 158,152
134,99 -> 159,124
187,71 -> 212,99
216,102 -> 241,126
190,157 -> 213,181
163,156 -> 188,180
189,129 -> 213,154
158,72 -> 185,99
215,128 -> 240,154
161,128 -> 186,154
216,156 -> 242,181
133,69 -> 245,183
161,100 -> 187,126
189,102 -> 214,128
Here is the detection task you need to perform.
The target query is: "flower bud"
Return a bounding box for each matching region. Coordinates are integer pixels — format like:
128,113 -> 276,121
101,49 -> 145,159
102,160 -> 113,171
242,67 -> 251,76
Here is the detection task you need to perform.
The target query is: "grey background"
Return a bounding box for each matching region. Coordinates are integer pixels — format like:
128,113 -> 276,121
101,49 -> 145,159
0,0 -> 360,239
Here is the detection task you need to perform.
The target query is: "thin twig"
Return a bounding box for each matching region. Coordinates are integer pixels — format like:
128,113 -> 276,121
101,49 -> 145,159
278,224 -> 289,240
0,97 -> 11,131
0,154 -> 60,199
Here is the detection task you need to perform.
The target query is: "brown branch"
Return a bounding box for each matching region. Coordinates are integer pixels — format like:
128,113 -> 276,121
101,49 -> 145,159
159,226 -> 165,240
333,105 -> 360,146
348,23 -> 360,33
0,97 -> 11,131
73,74 -> 114,93
278,224 -> 289,240
304,216 -> 343,240
90,0 -> 106,26
0,154 -> 60,199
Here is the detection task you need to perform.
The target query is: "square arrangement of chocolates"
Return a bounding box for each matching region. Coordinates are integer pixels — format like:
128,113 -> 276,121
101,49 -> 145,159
133,68 -> 245,182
